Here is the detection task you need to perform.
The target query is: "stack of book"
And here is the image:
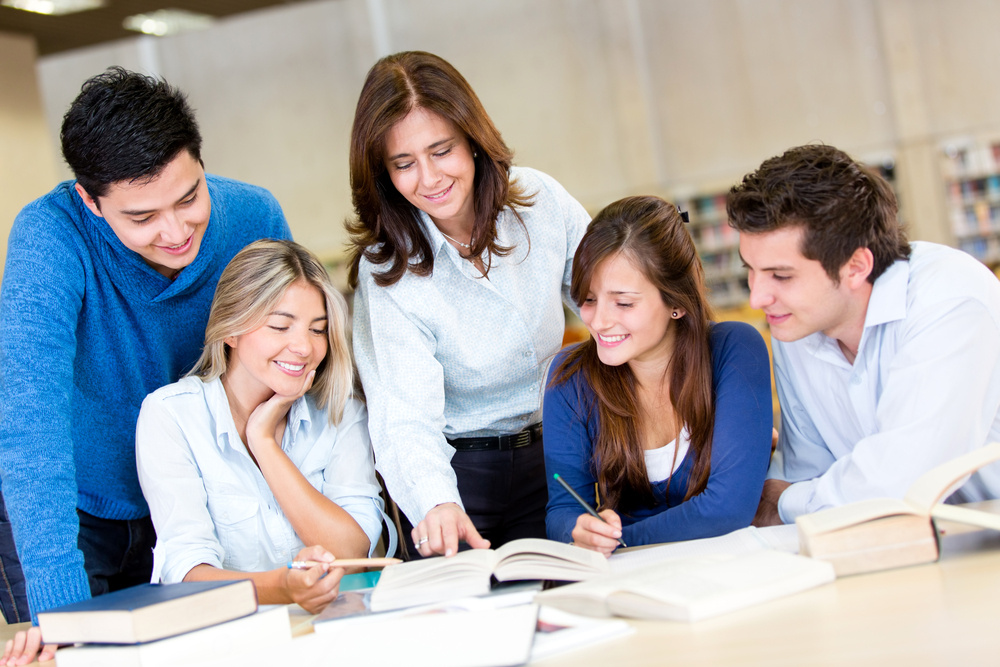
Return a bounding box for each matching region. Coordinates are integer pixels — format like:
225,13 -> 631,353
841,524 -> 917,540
38,580 -> 291,667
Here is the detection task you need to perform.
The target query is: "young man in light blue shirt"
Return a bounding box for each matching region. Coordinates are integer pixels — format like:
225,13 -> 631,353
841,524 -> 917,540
730,144 -> 1000,526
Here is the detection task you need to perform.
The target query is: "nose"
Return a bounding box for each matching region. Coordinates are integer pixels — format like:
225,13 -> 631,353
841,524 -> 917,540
418,158 -> 443,189
286,329 -> 311,357
160,209 -> 193,245
588,300 -> 612,332
746,272 -> 773,310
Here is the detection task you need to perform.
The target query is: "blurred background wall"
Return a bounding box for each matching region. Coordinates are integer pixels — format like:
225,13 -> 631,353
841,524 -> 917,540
5,0 -> 1000,283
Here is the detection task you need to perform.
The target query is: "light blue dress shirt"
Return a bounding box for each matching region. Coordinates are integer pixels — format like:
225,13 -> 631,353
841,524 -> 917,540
770,242 -> 1000,522
353,167 -> 590,524
136,376 -> 394,583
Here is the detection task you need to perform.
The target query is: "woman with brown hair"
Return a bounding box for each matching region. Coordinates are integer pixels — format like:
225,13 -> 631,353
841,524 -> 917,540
544,196 -> 772,555
347,51 -> 589,558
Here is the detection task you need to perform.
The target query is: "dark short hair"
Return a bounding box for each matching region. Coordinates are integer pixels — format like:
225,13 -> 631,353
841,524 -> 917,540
726,144 -> 910,283
60,66 -> 202,200
346,51 -> 532,289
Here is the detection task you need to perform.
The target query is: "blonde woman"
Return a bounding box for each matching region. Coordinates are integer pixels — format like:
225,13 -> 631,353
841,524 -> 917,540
137,239 -> 394,613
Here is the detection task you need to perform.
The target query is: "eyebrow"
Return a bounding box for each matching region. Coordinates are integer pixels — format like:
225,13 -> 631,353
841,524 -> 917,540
387,138 -> 454,162
607,290 -> 641,296
738,253 -> 795,272
119,180 -> 200,216
269,311 -> 328,323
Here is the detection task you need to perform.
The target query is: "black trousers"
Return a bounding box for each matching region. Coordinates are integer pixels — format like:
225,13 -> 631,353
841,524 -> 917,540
0,492 -> 154,623
398,438 -> 548,559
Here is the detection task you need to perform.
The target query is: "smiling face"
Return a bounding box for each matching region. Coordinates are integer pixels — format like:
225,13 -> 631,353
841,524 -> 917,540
579,252 -> 679,372
223,281 -> 329,405
739,226 -> 859,344
383,107 -> 477,235
76,150 -> 210,279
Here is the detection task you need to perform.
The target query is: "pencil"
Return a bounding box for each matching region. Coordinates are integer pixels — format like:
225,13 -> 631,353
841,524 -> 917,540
286,557 -> 402,570
553,473 -> 627,548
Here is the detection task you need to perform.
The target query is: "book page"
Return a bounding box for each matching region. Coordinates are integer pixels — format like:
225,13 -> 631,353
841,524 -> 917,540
753,524 -> 801,553
905,442 -> 1000,512
608,527 -> 767,574
796,497 -> 918,536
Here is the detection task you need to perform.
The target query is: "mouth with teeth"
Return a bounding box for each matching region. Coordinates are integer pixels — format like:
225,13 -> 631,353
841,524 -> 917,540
596,333 -> 630,347
423,183 -> 453,202
275,360 -> 307,374
159,234 -> 193,255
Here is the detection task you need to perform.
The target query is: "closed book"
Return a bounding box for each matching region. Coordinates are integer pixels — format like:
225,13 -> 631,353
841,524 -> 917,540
39,580 -> 258,645
369,538 -> 608,612
53,605 -> 289,667
797,442 -> 1000,576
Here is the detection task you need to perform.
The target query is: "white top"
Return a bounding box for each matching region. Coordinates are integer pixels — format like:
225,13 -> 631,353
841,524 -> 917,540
352,167 -> 590,523
136,376 -> 392,583
770,242 -> 1000,523
644,427 -> 691,483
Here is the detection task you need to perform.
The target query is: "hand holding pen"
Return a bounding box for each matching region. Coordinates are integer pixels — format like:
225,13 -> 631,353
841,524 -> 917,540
553,474 -> 627,556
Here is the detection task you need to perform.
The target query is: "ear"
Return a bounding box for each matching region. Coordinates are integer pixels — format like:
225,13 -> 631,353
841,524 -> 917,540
74,183 -> 104,218
670,308 -> 687,320
841,247 -> 874,290
224,336 -> 237,349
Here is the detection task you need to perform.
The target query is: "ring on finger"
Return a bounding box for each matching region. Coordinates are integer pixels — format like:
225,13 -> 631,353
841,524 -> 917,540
415,536 -> 429,548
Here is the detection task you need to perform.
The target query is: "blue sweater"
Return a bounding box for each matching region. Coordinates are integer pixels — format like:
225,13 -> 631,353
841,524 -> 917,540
0,175 -> 290,620
544,321 -> 773,546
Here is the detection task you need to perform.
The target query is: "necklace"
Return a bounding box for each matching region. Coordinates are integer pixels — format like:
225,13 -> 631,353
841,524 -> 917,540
440,230 -> 471,249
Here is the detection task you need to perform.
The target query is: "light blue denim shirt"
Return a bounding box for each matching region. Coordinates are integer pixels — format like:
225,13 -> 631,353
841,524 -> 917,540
353,167 -> 590,524
137,376 -> 395,583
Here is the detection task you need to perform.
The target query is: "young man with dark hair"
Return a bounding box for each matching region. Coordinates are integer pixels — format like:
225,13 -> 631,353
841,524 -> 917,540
0,67 -> 290,660
730,144 -> 1000,527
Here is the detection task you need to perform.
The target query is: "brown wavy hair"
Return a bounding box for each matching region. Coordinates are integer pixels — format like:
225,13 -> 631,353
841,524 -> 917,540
727,144 -> 910,283
346,51 -> 534,288
551,196 -> 715,511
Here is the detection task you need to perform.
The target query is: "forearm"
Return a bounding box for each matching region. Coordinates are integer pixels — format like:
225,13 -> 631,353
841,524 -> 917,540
253,443 -> 370,558
183,563 -> 293,606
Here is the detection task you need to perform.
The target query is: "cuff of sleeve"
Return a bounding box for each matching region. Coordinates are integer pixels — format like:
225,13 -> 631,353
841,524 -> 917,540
404,490 -> 465,528
777,480 -> 815,524
27,567 -> 92,625
162,550 -> 223,584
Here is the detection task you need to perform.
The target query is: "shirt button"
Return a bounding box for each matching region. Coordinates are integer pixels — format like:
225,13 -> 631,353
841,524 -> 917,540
850,375 -> 862,386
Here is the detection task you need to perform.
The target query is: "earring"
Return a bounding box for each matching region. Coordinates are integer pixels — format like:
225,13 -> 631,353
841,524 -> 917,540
473,151 -> 479,158
672,311 -> 679,318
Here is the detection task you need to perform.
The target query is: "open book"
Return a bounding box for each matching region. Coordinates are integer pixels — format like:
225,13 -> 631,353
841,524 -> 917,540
797,442 -> 1000,576
535,549 -> 834,622
369,538 -> 609,612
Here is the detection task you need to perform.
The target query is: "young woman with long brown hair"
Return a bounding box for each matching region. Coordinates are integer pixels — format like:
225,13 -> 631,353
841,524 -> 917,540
544,196 -> 772,555
347,51 -> 589,558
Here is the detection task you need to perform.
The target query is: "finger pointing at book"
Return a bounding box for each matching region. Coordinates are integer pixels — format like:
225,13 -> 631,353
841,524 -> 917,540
414,503 -> 490,557
572,510 -> 624,558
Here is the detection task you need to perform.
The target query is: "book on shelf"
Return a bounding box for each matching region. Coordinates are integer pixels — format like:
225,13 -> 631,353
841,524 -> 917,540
369,538 -> 608,612
536,549 -> 835,622
39,580 -> 258,645
53,605 -> 290,667
796,442 -> 1000,576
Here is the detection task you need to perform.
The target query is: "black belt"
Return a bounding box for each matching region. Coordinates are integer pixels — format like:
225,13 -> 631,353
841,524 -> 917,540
447,423 -> 542,451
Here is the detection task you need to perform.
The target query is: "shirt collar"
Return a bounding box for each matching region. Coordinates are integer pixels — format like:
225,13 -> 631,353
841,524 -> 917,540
863,257 -> 909,328
204,375 -> 313,452
798,257 -> 910,364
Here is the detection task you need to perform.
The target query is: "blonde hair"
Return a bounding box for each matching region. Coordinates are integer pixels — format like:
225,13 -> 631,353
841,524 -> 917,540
188,239 -> 354,424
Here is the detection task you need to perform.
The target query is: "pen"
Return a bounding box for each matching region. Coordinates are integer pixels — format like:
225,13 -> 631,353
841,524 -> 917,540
553,473 -> 627,548
287,557 -> 402,570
